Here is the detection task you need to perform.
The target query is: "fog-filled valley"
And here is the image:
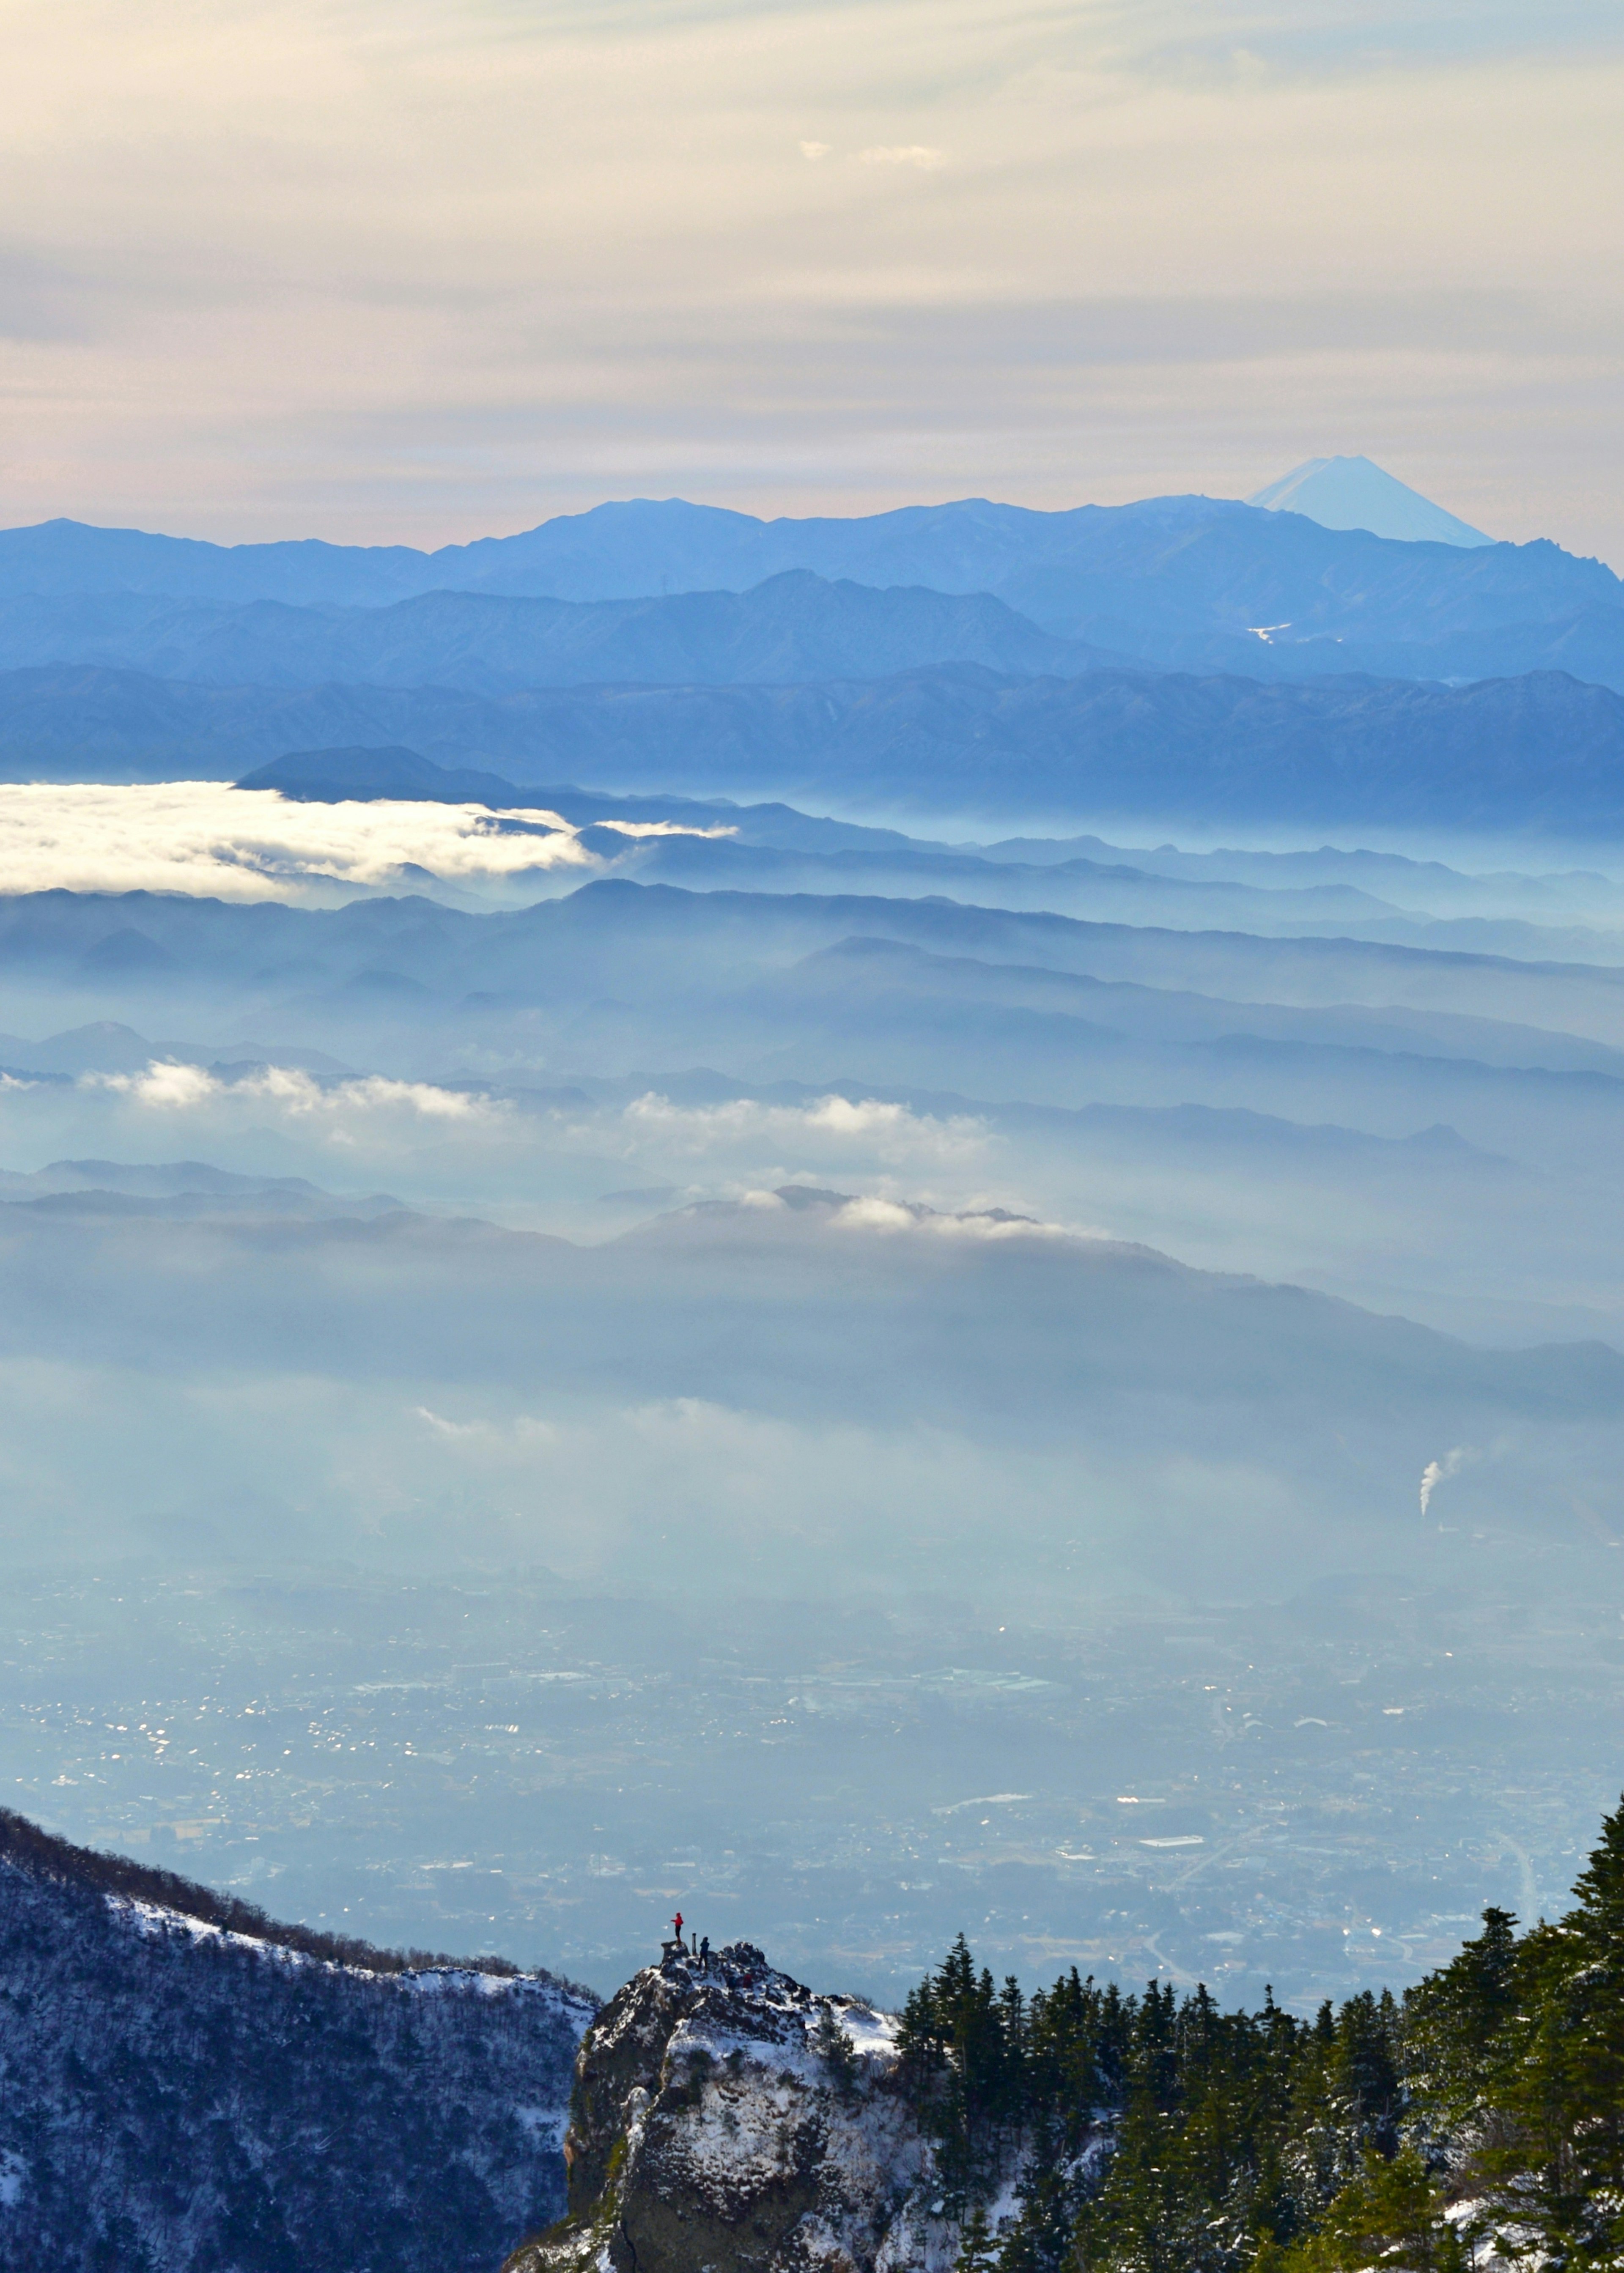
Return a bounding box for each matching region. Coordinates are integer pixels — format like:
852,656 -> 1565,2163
0,487 -> 1621,2037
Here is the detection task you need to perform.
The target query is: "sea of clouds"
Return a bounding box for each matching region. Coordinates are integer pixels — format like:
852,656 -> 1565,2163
0,784 -> 724,904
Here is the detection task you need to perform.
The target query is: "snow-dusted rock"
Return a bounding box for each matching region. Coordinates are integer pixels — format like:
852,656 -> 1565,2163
505,1942 -> 956,2273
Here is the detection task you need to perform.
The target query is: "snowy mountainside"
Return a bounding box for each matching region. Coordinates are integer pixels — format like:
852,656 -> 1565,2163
505,1942 -> 978,2273
0,1807 -> 595,2273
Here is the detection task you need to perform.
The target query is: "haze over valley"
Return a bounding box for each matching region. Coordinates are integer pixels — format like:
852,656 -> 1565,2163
0,468 -> 1616,2041
6,2 -> 1624,2261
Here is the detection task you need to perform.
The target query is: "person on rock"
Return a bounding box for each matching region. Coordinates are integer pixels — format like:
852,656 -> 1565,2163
672,1911 -> 683,1946
700,1936 -> 710,1967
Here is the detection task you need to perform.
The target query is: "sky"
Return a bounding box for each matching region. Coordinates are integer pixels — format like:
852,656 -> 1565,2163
0,0 -> 1619,558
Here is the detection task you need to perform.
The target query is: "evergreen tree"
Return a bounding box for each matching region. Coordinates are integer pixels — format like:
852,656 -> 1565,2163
810,2004 -> 859,2101
1468,1812 -> 1624,2271
1273,2149 -> 1465,2273
956,2203 -> 1001,2273
902,1799 -> 1624,2273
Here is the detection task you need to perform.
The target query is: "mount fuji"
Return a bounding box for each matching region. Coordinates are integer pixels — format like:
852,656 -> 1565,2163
1248,453 -> 1492,546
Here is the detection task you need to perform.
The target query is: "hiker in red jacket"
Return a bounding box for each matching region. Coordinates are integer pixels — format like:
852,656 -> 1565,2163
672,1911 -> 683,1944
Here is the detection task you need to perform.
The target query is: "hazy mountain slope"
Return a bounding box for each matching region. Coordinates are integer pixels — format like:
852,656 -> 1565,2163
777,936 -> 1624,1077
5,877 -> 1624,1347
572,840 -> 1624,965
1319,606 -> 1624,691
741,942 -> 1624,1171
0,665 -> 529,780
239,748 -> 908,847
0,518 -> 438,606
459,496 -> 1616,650
0,575 -> 1100,694
1,872 -> 1613,1187
6,661 -> 1624,828
612,831 -> 1409,933
228,748 -> 1435,936
0,1176 -> 1615,1446
0,1807 -> 593,2273
4,876 -> 1624,1041
0,1181 -> 1617,1605
471,666 -> 1624,825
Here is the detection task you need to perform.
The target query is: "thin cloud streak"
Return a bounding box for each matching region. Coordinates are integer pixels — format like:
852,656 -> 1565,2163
856,145 -> 944,167
617,1092 -> 993,1168
82,1063 -> 502,1122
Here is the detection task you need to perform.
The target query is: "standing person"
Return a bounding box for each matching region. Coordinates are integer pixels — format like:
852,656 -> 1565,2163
672,1911 -> 683,1946
700,1936 -> 710,1967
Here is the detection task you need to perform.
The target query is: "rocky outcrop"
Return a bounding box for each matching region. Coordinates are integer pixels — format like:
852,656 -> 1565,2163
504,1941 -> 957,2273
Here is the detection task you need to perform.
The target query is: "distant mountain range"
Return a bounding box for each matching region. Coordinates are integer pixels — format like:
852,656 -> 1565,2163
10,661 -> 1624,828
0,496 -> 1619,689
0,490 -> 1619,825
0,1086 -> 1615,1445
0,574 -> 1108,695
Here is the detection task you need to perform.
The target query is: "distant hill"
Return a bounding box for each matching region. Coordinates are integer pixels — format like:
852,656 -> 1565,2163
239,742 -> 525,805
0,1806 -> 592,2273
0,497 -> 1617,687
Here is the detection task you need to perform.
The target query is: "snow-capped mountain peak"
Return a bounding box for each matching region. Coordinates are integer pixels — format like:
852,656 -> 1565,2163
1247,452 -> 1492,545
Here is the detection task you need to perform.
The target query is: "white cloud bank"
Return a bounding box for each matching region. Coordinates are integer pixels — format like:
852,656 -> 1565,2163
83,1063 -> 500,1122
618,1091 -> 991,1168
0,784 -> 732,904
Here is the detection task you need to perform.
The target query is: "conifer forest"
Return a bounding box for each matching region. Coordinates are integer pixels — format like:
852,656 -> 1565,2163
898,1798 -> 1624,2273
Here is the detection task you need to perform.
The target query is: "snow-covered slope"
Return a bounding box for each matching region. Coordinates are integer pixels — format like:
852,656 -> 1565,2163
1247,454 -> 1491,546
504,1942 -> 969,2273
0,1807 -> 595,2273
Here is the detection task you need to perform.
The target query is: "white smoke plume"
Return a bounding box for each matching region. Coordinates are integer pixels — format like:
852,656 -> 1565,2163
1419,1445 -> 1472,1516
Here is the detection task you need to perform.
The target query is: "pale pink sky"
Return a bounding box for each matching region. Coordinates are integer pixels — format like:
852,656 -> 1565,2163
0,0 -> 1619,560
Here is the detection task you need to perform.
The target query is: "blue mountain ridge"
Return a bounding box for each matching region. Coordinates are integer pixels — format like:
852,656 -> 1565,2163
0,497 -> 1618,688
188,672 -> 1624,831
